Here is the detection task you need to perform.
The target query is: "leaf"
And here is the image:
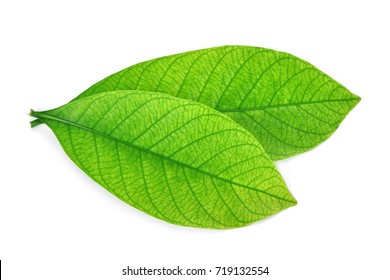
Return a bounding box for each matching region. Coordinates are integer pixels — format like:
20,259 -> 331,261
68,45 -> 360,160
30,90 -> 296,229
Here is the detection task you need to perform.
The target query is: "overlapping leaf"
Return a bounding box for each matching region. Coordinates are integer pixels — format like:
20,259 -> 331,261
66,46 -> 360,160
31,90 -> 296,228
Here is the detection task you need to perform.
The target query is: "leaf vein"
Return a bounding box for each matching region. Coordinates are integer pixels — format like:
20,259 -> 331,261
35,112 -> 293,203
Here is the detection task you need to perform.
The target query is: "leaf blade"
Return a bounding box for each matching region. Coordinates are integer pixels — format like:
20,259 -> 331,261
73,46 -> 360,160
32,90 -> 296,228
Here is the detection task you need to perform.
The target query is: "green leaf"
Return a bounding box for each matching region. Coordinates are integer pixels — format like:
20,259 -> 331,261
70,45 -> 360,160
31,90 -> 296,229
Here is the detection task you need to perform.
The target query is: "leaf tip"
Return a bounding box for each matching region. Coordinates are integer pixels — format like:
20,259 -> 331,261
285,194 -> 298,208
291,197 -> 298,206
351,93 -> 362,105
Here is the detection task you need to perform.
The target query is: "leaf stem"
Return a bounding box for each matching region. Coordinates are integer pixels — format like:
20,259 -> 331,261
29,109 -> 44,128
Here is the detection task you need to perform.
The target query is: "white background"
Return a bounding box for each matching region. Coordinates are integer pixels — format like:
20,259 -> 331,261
1,0 -> 389,279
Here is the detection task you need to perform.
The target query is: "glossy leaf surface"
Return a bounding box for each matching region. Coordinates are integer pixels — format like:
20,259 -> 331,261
74,46 -> 360,160
31,90 -> 296,228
